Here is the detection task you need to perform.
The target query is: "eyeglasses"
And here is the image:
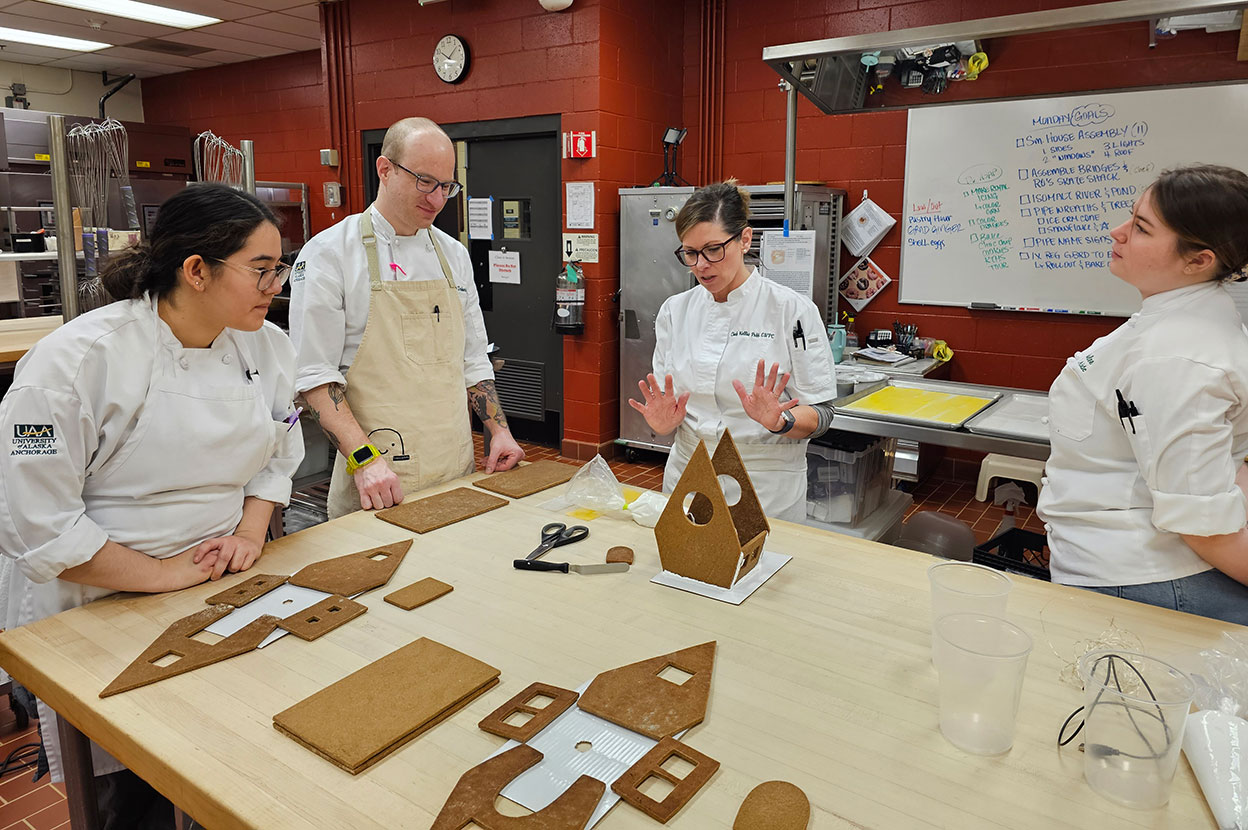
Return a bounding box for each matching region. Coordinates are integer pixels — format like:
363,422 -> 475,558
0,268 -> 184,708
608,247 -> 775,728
208,257 -> 292,292
674,231 -> 743,267
383,156 -> 463,198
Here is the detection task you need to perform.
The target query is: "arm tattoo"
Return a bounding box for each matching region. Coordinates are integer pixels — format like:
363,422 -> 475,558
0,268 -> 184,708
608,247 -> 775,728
468,380 -> 510,432
327,383 -> 346,411
295,393 -> 320,422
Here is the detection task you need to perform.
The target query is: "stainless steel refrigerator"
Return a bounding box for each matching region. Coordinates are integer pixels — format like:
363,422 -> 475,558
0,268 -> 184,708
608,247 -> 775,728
618,184 -> 845,457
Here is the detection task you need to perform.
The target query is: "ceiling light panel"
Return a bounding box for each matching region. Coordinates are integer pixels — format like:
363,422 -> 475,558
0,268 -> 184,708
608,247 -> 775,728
37,0 -> 220,29
0,24 -> 109,50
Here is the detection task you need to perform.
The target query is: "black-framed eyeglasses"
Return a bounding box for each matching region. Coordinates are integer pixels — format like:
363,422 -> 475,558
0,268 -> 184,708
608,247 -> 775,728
208,257 -> 292,292
383,156 -> 462,198
674,231 -> 743,267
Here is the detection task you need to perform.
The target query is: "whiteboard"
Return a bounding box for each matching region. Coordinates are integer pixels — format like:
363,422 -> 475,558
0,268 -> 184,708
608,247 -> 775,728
899,83 -> 1248,317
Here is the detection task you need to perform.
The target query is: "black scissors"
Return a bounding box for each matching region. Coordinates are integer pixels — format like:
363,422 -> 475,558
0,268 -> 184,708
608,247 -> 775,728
522,522 -> 589,562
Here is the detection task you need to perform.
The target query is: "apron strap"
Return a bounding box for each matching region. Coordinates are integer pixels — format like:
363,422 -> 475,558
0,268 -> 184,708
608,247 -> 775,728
426,228 -> 458,291
360,206 -> 457,293
360,208 -> 383,292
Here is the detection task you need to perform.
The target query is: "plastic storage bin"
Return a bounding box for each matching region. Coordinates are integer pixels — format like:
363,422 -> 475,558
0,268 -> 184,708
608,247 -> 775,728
972,528 -> 1050,581
806,433 -> 893,526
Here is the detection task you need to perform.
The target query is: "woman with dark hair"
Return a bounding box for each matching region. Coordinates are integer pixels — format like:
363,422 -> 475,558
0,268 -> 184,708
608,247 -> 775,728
0,184 -> 303,818
1038,164 -> 1248,624
629,180 -> 839,521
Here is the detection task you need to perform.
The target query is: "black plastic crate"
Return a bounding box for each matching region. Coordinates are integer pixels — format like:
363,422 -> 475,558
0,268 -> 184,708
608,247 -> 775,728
973,528 -> 1050,581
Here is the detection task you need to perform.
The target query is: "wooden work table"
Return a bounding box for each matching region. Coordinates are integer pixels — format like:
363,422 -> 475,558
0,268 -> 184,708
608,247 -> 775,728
0,315 -> 60,367
0,473 -> 1228,829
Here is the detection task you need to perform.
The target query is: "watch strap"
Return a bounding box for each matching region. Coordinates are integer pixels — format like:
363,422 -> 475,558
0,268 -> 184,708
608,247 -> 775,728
768,409 -> 796,435
346,443 -> 381,475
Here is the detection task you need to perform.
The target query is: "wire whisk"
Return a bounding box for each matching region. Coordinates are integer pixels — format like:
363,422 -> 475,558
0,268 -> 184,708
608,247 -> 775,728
193,130 -> 244,187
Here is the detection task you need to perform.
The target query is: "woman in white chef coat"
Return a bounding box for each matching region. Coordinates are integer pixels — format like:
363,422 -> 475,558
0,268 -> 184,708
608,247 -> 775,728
0,184 -> 303,825
629,181 -> 839,522
1038,165 -> 1248,625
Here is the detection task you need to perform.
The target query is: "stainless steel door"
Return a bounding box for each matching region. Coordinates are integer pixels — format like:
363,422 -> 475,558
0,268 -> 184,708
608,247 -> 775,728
618,188 -> 694,452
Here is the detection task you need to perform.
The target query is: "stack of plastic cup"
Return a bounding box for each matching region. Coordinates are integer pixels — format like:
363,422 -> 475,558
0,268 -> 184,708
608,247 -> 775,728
1078,650 -> 1195,808
934,613 -> 1033,755
927,562 -> 1012,666
928,562 -> 1032,755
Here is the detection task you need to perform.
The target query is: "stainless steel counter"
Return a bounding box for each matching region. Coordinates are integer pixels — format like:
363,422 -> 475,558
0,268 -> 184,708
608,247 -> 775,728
821,378 -> 1050,461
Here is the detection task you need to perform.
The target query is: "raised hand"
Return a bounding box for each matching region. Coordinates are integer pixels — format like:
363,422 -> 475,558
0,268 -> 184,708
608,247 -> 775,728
732,360 -> 799,432
627,373 -> 690,435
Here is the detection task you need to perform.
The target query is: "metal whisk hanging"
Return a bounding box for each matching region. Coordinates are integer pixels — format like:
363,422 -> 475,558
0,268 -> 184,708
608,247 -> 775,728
98,118 -> 139,230
193,130 -> 244,188
65,121 -> 114,309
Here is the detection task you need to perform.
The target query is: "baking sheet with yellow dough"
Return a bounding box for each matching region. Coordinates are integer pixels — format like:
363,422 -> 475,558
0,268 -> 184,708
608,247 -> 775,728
840,386 -> 995,425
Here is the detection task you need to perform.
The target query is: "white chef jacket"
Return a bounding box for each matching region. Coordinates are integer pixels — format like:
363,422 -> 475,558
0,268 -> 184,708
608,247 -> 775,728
1037,281 -> 1248,586
654,268 -> 839,520
288,204 -> 494,394
0,296 -> 303,781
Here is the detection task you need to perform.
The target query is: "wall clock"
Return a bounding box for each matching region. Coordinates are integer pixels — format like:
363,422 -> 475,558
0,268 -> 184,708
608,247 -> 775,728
434,34 -> 470,84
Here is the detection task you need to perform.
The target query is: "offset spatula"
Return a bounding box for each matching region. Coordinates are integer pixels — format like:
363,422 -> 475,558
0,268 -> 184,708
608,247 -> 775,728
513,559 -> 629,575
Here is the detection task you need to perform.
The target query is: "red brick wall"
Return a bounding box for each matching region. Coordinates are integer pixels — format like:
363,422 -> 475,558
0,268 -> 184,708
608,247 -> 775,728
141,0 -> 685,456
693,0 -> 1248,391
142,51 -> 336,233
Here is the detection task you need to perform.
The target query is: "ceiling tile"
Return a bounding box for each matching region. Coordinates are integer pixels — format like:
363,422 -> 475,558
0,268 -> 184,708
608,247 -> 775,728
195,48 -> 259,64
238,11 -> 319,39
161,0 -> 276,18
162,28 -> 263,53
195,20 -> 318,50
271,3 -> 319,21
97,45 -> 217,68
233,0 -> 315,10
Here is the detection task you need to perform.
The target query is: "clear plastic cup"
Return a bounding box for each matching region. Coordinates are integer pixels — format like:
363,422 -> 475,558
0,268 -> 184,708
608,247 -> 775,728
935,613 -> 1033,755
928,562 -> 1012,662
1078,650 -> 1195,809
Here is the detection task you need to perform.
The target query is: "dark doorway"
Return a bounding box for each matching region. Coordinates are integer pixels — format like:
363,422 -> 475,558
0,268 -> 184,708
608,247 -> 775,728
361,116 -> 564,446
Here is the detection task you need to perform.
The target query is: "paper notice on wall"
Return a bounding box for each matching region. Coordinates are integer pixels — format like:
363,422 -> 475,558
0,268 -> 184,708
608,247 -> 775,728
488,250 -> 521,284
842,196 -> 895,257
759,230 -> 816,298
565,182 -> 594,229
468,197 -> 494,240
839,255 -> 892,312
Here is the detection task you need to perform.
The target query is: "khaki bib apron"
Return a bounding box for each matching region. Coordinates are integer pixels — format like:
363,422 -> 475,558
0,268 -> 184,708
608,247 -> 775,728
326,210 -> 474,518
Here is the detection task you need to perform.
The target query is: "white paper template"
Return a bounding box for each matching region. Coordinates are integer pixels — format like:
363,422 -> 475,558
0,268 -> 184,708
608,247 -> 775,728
649,550 -> 792,605
486,682 -> 685,828
203,582 -> 329,648
488,250 -> 521,284
760,231 -> 816,298
565,182 -> 595,229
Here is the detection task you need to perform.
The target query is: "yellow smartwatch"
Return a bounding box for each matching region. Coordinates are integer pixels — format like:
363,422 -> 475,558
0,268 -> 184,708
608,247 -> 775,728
345,443 -> 381,475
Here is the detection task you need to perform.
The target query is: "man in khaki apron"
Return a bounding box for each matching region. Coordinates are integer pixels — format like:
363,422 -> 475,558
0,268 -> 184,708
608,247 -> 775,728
288,118 -> 524,518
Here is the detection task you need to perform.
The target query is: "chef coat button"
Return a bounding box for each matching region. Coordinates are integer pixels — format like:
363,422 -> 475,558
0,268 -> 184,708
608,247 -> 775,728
1044,523 -> 1052,533
222,353 -> 233,365
1040,416 -> 1049,424
1041,476 -> 1049,486
179,358 -> 189,370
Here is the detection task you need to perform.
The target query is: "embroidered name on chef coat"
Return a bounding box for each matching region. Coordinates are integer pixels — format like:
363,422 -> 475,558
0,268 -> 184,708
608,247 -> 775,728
10,424 -> 58,455
1075,353 -> 1096,372
729,329 -> 776,340
291,261 -> 307,282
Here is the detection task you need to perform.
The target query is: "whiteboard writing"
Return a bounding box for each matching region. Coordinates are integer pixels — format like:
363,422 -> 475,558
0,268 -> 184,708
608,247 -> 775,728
900,84 -> 1248,316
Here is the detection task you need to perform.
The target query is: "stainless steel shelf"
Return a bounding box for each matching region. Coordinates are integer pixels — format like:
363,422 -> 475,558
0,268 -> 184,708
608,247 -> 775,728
762,0 -> 1247,115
